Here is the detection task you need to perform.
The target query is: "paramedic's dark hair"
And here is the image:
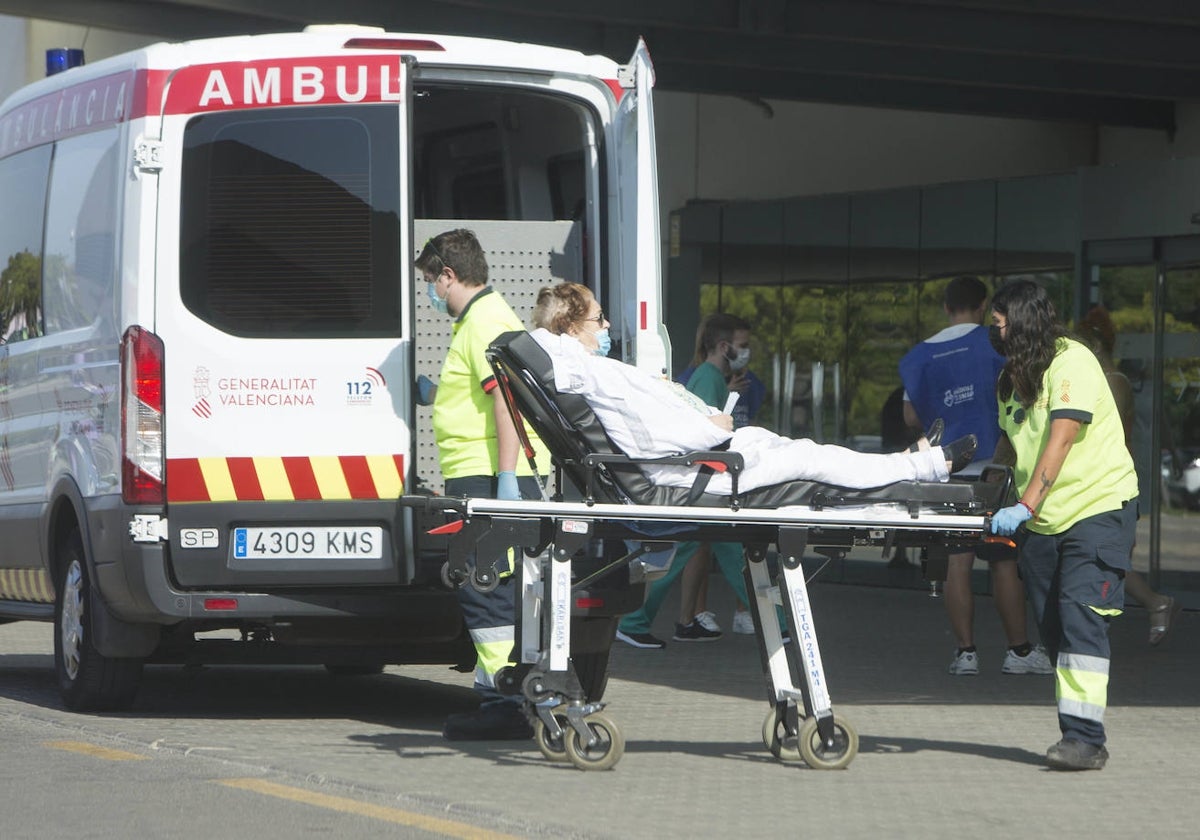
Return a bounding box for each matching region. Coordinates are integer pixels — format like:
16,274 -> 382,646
533,282 -> 592,336
944,276 -> 988,314
698,313 -> 749,358
415,228 -> 489,286
992,279 -> 1068,408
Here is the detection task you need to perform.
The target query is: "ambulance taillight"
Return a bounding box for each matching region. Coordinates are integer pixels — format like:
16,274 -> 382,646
121,326 -> 165,505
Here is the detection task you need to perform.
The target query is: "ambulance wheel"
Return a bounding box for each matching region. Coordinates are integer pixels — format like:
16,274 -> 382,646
533,711 -> 571,762
761,706 -> 802,762
798,714 -> 858,770
54,529 -> 143,711
564,712 -> 624,771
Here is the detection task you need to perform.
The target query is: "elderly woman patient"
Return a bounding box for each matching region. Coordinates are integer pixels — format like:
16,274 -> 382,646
529,282 -> 976,495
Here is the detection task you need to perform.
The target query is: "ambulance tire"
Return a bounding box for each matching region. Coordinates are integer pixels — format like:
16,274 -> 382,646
53,529 -> 143,712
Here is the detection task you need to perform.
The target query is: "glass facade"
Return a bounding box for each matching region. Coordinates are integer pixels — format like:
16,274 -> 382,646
668,173 -> 1199,604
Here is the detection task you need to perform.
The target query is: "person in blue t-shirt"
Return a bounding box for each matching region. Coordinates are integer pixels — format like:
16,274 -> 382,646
900,276 -> 1051,677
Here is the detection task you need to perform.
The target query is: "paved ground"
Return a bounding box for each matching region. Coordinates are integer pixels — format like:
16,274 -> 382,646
2,562 -> 1197,839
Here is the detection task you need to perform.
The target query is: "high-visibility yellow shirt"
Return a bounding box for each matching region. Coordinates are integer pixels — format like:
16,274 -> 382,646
998,337 -> 1137,534
432,288 -> 549,480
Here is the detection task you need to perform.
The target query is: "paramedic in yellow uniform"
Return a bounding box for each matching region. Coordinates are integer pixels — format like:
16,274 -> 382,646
988,279 -> 1138,771
417,229 -> 548,741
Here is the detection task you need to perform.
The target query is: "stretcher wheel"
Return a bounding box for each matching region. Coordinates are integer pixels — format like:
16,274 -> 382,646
533,711 -> 571,762
471,567 -> 500,593
564,712 -> 624,771
761,706 -> 802,762
798,714 -> 858,770
440,561 -> 467,589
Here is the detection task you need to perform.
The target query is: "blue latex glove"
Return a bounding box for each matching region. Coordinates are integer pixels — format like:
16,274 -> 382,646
416,375 -> 436,406
496,470 -> 521,501
991,503 -> 1033,536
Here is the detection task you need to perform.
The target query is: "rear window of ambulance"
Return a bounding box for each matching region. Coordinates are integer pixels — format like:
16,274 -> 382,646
180,105 -> 401,337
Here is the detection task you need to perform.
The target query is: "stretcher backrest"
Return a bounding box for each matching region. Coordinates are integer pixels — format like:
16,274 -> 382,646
487,330 -> 665,504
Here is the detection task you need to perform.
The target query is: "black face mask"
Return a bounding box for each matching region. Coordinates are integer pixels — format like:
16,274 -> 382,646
988,324 -> 1006,356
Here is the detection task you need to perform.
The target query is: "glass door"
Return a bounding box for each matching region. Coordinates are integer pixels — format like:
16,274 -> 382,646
1158,257 -> 1200,598
1086,237 -> 1200,605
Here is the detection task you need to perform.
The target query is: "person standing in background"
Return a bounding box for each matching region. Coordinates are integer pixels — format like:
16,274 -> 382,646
615,313 -> 759,646
417,229 -> 548,740
989,279 -> 1138,771
676,314 -> 764,637
1078,305 -> 1180,646
900,276 -> 1051,677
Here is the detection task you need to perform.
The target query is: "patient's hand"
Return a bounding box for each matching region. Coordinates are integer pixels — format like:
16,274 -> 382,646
708,413 -> 734,432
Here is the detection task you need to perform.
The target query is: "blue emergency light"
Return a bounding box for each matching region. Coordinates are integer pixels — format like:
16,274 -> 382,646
46,48 -> 85,76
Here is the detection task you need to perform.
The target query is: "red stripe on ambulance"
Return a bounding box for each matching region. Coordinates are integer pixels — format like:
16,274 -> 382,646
167,458 -> 210,502
226,457 -> 265,501
162,57 -> 404,115
338,455 -> 378,499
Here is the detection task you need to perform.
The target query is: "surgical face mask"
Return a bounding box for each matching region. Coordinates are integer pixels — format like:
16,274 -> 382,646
593,327 -> 612,357
988,324 -> 1006,355
427,281 -> 450,315
727,346 -> 751,371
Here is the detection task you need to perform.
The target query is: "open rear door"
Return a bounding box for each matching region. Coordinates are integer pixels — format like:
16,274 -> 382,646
614,39 -> 671,375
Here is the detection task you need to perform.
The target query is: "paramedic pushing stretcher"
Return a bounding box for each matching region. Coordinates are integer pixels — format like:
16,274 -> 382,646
987,280 -> 1138,772
418,230 -> 549,742
530,283 -> 980,495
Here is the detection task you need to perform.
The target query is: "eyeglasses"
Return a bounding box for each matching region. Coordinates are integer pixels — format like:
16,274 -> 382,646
423,238 -> 453,275
585,310 -> 606,324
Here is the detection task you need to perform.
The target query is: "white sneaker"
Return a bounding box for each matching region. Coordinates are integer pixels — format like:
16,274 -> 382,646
731,610 -> 755,635
1002,644 -> 1055,675
948,649 -> 979,675
695,610 -> 722,633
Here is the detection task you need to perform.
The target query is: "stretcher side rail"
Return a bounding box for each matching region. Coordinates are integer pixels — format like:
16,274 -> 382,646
400,493 -> 993,599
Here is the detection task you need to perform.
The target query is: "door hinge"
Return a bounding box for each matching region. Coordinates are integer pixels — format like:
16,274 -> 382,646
129,514 -> 168,543
133,138 -> 163,175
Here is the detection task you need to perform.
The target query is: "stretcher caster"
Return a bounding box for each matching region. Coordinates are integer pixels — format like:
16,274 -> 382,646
470,567 -> 500,593
761,706 -> 802,762
564,711 -> 624,771
533,710 -> 571,763
440,561 -> 463,589
798,714 -> 858,770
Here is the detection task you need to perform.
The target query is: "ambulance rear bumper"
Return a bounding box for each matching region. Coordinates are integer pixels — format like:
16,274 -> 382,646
86,498 -> 456,626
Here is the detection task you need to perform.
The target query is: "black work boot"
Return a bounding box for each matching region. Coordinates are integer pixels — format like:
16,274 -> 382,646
1046,738 -> 1108,771
443,700 -> 533,741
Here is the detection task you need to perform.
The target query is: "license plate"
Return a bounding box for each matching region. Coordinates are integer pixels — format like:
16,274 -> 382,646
232,526 -> 384,559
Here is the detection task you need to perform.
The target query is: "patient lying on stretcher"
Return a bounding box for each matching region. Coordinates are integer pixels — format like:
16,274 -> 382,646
530,282 -> 977,496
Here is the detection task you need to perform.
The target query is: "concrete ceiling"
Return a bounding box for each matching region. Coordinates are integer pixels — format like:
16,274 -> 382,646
2,0 -> 1196,132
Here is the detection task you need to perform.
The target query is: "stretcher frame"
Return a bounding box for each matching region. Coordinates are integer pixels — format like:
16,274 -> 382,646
400,331 -> 1008,771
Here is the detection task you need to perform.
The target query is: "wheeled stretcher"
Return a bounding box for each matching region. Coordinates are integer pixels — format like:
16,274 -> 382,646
400,331 -> 1012,771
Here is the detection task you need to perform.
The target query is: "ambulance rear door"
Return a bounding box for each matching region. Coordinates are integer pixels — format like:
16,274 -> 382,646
613,39 -> 671,374
151,53 -> 417,590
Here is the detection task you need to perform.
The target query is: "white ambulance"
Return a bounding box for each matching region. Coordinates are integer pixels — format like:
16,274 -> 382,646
0,26 -> 667,709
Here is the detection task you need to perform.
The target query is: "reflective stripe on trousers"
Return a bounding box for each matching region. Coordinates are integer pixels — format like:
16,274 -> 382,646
1056,649 -> 1110,724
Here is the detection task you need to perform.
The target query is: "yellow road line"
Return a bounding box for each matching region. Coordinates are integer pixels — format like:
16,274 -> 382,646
216,778 -> 524,840
44,740 -> 149,761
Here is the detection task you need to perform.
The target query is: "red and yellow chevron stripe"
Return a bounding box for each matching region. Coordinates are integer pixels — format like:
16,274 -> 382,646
0,568 -> 54,603
166,455 -> 405,502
